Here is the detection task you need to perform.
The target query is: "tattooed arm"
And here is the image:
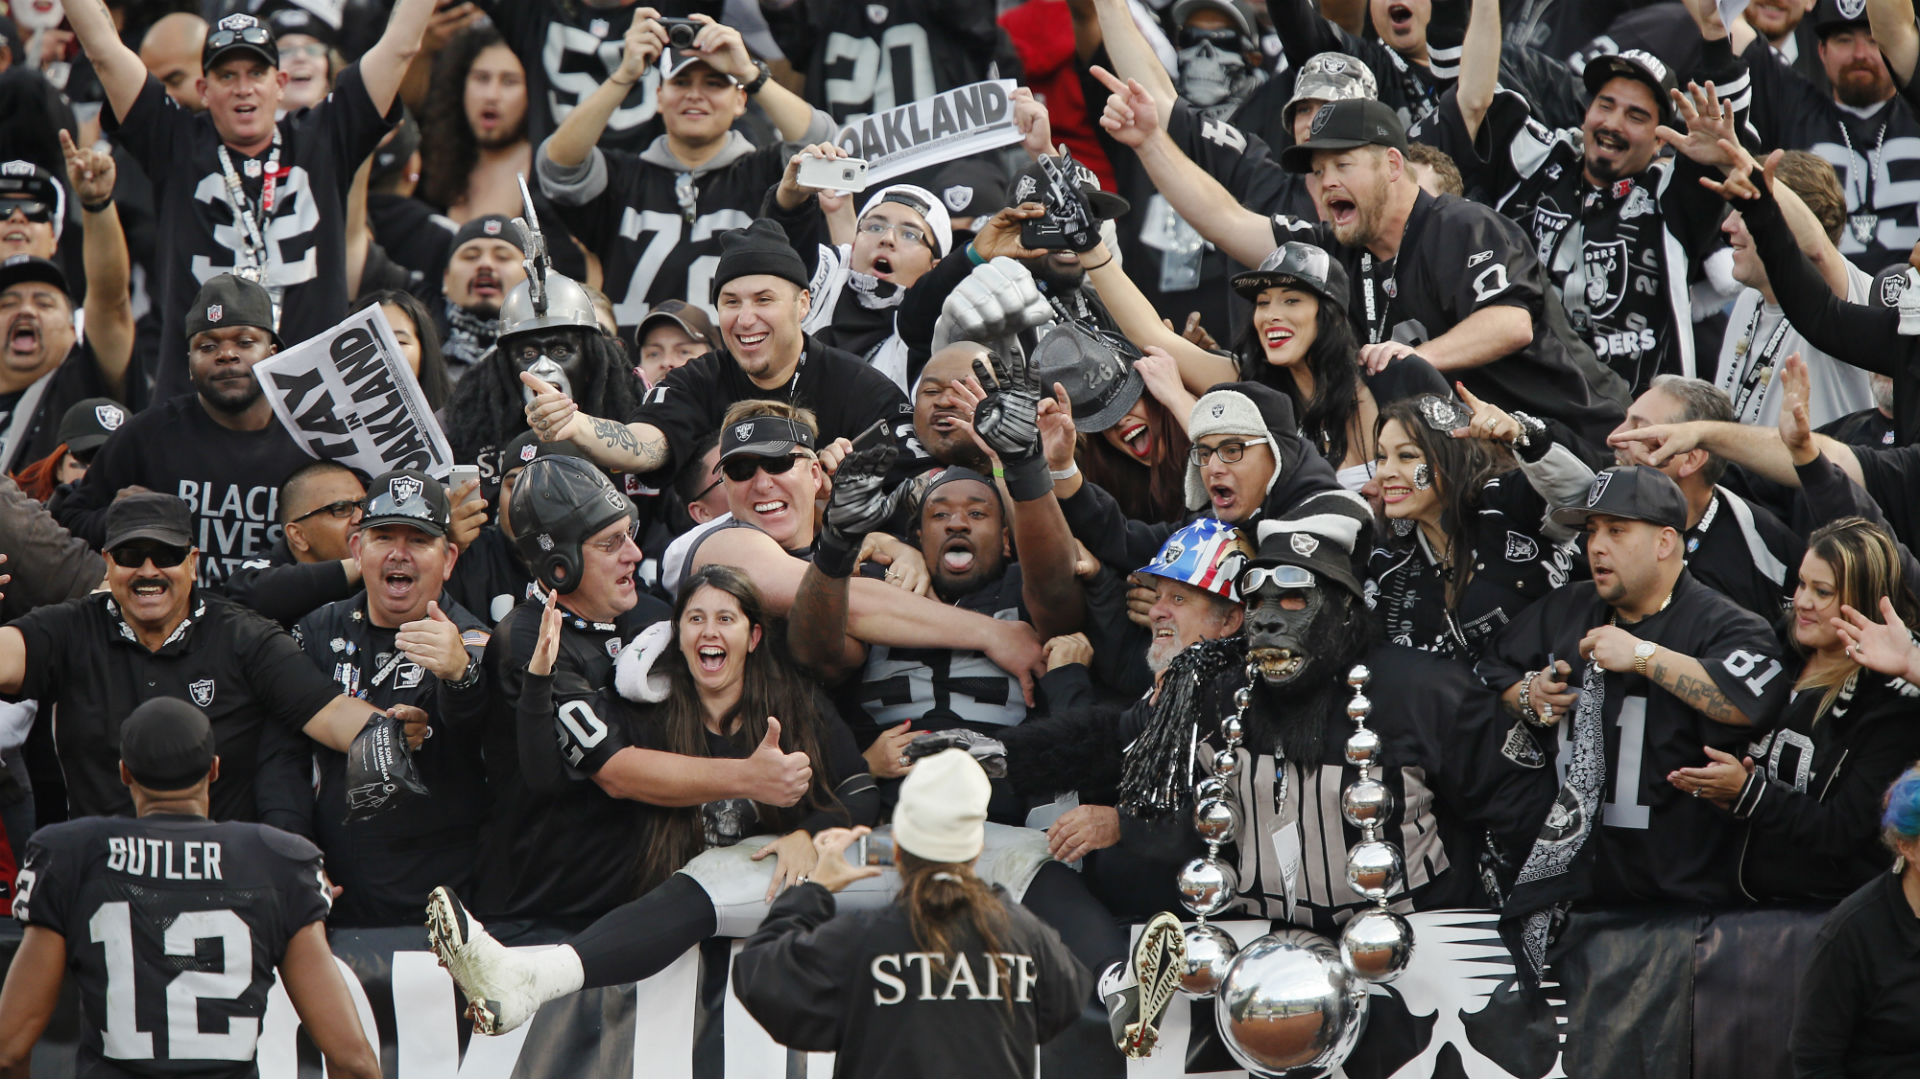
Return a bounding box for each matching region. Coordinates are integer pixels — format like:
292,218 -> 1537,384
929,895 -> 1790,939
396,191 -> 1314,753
522,371 -> 672,474
1648,653 -> 1754,726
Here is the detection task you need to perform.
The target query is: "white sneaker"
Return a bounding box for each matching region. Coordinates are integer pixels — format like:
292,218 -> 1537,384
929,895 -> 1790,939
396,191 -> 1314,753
425,886 -> 545,1035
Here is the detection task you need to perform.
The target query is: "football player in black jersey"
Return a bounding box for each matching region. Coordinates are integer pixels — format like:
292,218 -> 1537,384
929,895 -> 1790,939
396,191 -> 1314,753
0,698 -> 378,1077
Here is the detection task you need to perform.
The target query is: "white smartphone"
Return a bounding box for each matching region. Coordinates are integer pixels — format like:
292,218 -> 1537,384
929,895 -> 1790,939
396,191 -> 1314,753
447,464 -> 480,494
798,154 -> 869,194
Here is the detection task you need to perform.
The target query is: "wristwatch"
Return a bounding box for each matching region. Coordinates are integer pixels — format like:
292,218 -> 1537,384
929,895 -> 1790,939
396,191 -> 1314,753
742,59 -> 772,95
1633,641 -> 1658,676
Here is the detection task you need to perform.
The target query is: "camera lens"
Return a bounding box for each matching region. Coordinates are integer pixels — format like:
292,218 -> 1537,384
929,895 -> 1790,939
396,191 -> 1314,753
668,23 -> 695,48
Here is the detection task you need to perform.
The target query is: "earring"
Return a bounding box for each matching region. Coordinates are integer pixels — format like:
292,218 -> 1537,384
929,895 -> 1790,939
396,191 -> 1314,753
1412,464 -> 1431,490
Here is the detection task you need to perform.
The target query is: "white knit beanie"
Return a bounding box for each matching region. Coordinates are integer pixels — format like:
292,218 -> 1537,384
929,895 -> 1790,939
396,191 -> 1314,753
1184,388 -> 1277,511
893,749 -> 989,863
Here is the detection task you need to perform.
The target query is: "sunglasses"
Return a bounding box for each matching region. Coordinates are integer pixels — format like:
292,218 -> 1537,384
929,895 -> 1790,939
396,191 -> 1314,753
290,498 -> 363,525
1,200 -> 54,223
1179,25 -> 1245,48
109,541 -> 191,569
1239,564 -> 1315,595
207,25 -> 274,52
720,453 -> 804,483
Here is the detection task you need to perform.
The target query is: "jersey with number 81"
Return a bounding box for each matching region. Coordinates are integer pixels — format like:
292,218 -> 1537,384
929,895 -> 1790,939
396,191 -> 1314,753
13,815 -> 330,1075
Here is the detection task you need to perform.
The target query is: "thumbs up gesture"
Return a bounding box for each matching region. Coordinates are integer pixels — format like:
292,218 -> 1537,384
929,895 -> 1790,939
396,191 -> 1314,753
743,716 -> 813,807
398,600 -> 472,683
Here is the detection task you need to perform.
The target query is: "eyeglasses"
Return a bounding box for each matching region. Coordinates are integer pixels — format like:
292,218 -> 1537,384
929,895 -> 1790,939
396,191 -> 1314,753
206,25 -> 274,53
859,218 -> 931,249
290,498 -> 363,525
1239,564 -> 1315,595
1190,437 -> 1270,466
1,200 -> 53,224
108,541 -> 190,569
720,453 -> 805,483
280,42 -> 328,60
1178,25 -> 1245,49
588,519 -> 641,554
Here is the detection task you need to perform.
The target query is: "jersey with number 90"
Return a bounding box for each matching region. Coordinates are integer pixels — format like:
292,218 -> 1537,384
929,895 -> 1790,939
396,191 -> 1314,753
11,815 -> 331,1077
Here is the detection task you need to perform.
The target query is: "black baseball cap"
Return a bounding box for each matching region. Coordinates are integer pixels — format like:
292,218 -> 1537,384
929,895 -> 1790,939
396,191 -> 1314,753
1581,49 -> 1678,125
1549,464 -> 1689,531
263,2 -> 339,51
361,469 -> 452,537
203,12 -> 279,70
105,493 -> 195,551
57,397 -> 128,454
1812,0 -> 1871,37
184,274 -> 281,345
0,254 -> 70,298
1029,323 -> 1143,434
120,698 -> 217,791
1231,241 -> 1351,312
719,416 -> 816,462
1280,99 -> 1409,173
0,160 -> 62,210
1009,155 -> 1131,220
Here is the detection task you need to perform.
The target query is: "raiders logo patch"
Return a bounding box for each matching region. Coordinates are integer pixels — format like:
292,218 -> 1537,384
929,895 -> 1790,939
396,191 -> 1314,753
1210,401 -> 1226,418
1839,0 -> 1866,16
1501,722 -> 1545,768
1158,540 -> 1186,565
604,489 -> 627,511
395,663 -> 425,690
1012,175 -> 1038,203
538,533 -> 555,552
217,12 -> 258,30
1883,272 -> 1911,308
734,423 -> 753,441
1581,239 -> 1629,318
189,679 -> 216,707
389,475 -> 424,504
943,185 -> 973,212
1290,532 -> 1320,557
1503,530 -> 1539,563
1586,472 -> 1612,507
1620,186 -> 1655,220
207,304 -> 223,322
1310,104 -> 1334,135
96,404 -> 125,430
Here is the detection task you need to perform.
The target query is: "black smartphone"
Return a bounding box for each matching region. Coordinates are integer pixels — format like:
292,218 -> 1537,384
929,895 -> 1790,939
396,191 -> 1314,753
849,418 -> 892,452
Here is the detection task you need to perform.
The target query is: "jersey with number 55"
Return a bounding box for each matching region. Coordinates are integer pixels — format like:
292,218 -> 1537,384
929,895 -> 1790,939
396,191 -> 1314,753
1474,569 -> 1790,908
12,814 -> 331,1077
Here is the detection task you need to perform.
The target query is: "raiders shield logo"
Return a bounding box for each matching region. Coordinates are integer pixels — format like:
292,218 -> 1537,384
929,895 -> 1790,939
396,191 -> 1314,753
395,664 -> 425,690
1501,722 -> 1545,768
943,185 -> 973,212
1586,471 -> 1612,507
1158,540 -> 1186,565
1290,532 -> 1320,557
1310,104 -> 1334,135
1209,401 -> 1226,418
1883,271 -> 1910,308
604,489 -> 627,511
1839,0 -> 1867,16
207,304 -> 223,322
1503,530 -> 1540,563
389,475 -> 425,504
189,679 -> 216,707
734,423 -> 753,442
1581,239 -> 1629,318
1531,200 -> 1571,257
537,533 -> 554,552
216,12 -> 257,30
95,404 -> 125,430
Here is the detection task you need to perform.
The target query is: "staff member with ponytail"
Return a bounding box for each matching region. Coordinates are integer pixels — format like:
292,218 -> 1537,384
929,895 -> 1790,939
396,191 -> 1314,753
733,750 -> 1092,1078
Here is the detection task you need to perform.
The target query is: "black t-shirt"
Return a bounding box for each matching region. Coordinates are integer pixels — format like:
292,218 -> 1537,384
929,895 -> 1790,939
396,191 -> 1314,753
1818,406 -> 1900,449
52,394 -> 314,587
104,67 -> 396,401
778,0 -> 1000,123
1476,571 -> 1791,907
0,341 -> 116,475
1790,870 -> 1920,1077
636,335 -> 914,481
367,191 -> 454,281
475,591 -> 672,921
7,591 -> 343,821
1683,488 -> 1799,624
1849,445 -> 1920,553
12,813 -> 332,1078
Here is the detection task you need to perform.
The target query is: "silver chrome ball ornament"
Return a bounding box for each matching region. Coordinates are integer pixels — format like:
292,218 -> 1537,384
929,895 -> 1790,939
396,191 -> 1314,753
1198,664 -> 1418,1076
1174,676 -> 1257,997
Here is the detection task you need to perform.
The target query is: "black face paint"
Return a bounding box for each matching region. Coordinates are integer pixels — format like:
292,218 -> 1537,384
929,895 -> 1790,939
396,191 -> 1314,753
509,328 -> 590,402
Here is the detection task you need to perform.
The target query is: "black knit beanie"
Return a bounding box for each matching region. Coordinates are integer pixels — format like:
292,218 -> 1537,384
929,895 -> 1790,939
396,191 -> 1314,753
710,218 -> 810,303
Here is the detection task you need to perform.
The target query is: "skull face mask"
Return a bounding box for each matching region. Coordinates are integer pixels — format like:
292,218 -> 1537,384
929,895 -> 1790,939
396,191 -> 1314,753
1177,42 -> 1253,109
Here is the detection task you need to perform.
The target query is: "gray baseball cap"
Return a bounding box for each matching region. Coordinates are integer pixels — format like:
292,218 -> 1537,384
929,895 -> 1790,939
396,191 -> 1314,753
1284,53 -> 1379,130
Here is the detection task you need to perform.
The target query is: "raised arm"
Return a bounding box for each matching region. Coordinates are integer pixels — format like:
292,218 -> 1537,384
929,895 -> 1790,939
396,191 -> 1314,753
62,132 -> 131,399
1868,0 -> 1920,85
681,15 -> 828,143
786,445 -> 907,676
543,11 -> 659,170
356,0 -> 436,117
1093,66 -> 1279,269
1089,0 -> 1176,113
1454,0 -> 1503,141
1609,416 -> 1861,488
1079,237 -> 1237,392
64,0 -> 147,121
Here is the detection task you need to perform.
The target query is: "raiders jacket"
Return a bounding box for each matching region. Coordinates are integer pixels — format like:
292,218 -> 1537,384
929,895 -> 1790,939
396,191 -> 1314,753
733,882 -> 1091,1078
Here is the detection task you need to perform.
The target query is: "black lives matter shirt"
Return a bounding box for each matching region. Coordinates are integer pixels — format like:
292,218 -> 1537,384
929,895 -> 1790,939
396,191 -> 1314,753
13,814 -> 331,1078
476,0 -> 719,156
105,67 -> 395,402
1476,570 -> 1791,907
767,0 -> 1000,123
52,395 -> 313,586
6,591 -> 342,821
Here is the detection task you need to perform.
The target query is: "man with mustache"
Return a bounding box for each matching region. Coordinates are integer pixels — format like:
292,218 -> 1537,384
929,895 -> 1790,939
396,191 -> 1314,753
435,214 -> 528,376
1412,10 -> 1747,394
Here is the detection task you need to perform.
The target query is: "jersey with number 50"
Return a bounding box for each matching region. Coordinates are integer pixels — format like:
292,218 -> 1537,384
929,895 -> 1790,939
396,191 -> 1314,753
1474,570 -> 1791,907
12,814 -> 331,1077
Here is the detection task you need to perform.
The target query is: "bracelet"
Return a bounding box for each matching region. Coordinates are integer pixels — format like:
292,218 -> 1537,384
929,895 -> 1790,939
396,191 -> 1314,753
991,464 -> 1006,479
1049,462 -> 1079,481
1081,253 -> 1113,271
81,196 -> 114,214
1516,669 -> 1538,723
965,242 -> 987,267
608,75 -> 638,87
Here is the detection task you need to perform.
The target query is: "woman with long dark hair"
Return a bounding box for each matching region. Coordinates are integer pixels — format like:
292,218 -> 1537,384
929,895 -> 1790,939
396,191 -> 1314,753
1068,348 -> 1194,525
427,566 -> 877,1033
1671,516 -> 1920,903
1368,390 -> 1592,660
734,750 -> 1092,1077
351,289 -> 451,411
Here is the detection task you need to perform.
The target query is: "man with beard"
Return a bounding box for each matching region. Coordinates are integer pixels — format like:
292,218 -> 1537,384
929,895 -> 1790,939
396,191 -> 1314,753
1740,0 -> 1920,274
54,275 -> 313,586
1608,377 -> 1801,621
911,343 -> 994,471
1412,30 -> 1743,393
434,214 -> 529,376
1478,466 -> 1789,974
1100,81 -> 1628,456
415,24 -> 529,224
287,469 -> 492,925
535,11 -> 833,335
66,1 -> 435,402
